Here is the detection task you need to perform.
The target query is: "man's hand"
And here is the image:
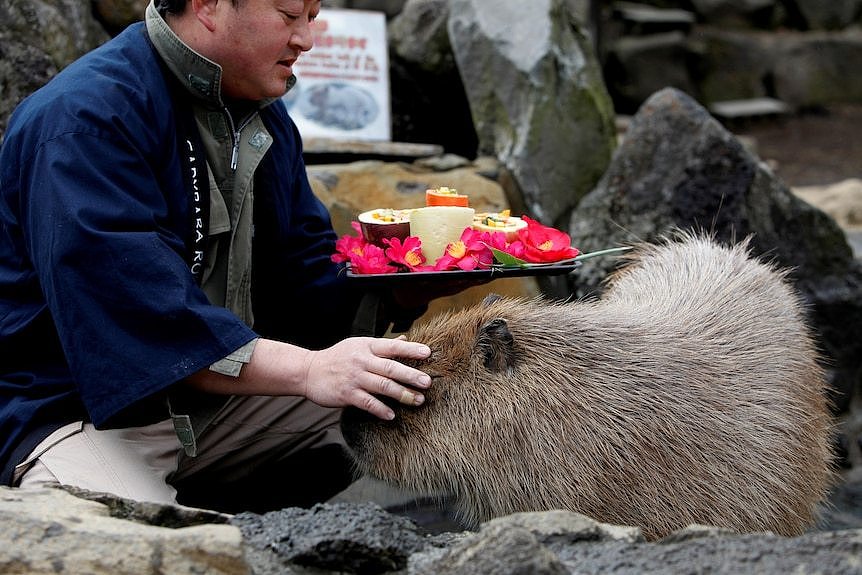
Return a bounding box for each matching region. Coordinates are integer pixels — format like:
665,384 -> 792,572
302,336 -> 432,420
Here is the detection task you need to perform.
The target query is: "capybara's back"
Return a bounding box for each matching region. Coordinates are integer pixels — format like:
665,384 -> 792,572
342,233 -> 835,540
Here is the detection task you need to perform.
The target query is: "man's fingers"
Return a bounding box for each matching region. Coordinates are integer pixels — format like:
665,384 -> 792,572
370,338 -> 431,361
358,392 -> 395,421
370,375 -> 425,407
370,356 -> 431,390
399,388 -> 424,406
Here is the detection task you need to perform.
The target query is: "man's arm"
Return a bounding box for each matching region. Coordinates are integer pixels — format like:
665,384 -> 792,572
186,336 -> 432,421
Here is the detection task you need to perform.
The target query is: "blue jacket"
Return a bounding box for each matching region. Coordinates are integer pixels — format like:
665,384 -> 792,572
0,23 -> 359,483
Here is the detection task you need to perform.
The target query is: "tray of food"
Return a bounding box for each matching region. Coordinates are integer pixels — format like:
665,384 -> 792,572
332,186 -> 627,286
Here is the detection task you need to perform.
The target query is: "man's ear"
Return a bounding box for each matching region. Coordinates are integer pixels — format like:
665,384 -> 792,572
190,0 -> 219,31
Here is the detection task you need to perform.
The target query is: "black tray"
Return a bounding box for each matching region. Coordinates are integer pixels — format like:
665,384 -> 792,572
345,261 -> 580,287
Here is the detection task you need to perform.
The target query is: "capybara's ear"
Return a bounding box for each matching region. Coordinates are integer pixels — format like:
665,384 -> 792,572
476,318 -> 515,373
481,293 -> 502,307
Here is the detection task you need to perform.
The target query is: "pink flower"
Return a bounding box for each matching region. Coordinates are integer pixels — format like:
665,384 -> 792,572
384,236 -> 427,272
332,222 -> 368,264
332,222 -> 398,274
516,216 -> 580,263
350,243 -> 399,274
435,228 -> 494,271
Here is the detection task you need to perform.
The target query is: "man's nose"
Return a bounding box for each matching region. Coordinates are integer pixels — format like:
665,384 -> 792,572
291,20 -> 314,52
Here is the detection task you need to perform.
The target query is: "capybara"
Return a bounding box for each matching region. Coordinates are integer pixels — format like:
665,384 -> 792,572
341,233 -> 836,540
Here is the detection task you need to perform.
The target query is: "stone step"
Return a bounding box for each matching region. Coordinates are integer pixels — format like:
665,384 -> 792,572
708,97 -> 791,121
303,137 -> 443,164
612,1 -> 696,35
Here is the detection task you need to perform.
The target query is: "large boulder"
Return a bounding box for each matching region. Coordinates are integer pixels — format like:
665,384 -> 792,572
447,0 -> 617,229
387,0 -> 479,159
0,0 -> 108,140
568,88 -> 862,457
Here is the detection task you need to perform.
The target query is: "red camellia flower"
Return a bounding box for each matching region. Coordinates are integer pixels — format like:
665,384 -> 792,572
384,236 -> 428,272
435,228 -> 494,271
331,222 -> 398,274
332,222 -> 367,264
516,216 -> 579,263
349,243 -> 399,274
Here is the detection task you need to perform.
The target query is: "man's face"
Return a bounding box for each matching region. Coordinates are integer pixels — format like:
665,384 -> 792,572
212,0 -> 320,101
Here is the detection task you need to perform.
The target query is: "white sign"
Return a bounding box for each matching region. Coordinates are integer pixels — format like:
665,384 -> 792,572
283,8 -> 391,142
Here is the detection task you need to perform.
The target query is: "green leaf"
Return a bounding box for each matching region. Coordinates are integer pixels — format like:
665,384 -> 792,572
488,246 -> 530,267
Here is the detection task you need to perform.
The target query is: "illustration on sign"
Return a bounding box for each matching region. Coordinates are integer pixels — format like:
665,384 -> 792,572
283,9 -> 391,141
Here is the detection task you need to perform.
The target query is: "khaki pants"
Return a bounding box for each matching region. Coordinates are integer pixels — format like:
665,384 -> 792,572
14,396 -> 354,513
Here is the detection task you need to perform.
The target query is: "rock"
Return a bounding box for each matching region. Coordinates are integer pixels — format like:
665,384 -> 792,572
232,502 -> 427,575
0,486 -> 247,575
482,510 -> 645,547
772,29 -> 862,110
92,0 -> 148,35
688,0 -> 778,27
789,0 -> 862,30
793,179 -> 862,232
557,528 -> 862,574
0,0 -> 108,140
387,0 -> 478,159
448,0 -> 617,229
605,31 -> 696,113
688,27 -> 776,104
3,485 -> 862,574
410,522 -> 569,575
567,87 -> 862,444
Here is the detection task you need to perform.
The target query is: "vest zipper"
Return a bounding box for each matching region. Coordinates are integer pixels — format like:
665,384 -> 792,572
224,109 -> 255,172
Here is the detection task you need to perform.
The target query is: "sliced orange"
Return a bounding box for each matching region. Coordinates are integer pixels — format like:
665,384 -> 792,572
426,186 -> 469,207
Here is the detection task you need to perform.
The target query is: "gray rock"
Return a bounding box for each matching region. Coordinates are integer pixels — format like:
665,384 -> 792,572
387,0 -> 478,159
556,528 -> 862,574
0,486 -> 247,575
410,522 -> 569,575
232,501 -> 427,574
92,0 -> 148,35
448,0 -> 617,229
0,0 -> 108,140
688,0 -> 777,25
772,29 -> 862,110
605,31 -> 696,113
482,510 -> 645,548
688,26 -> 776,104
790,0 -> 862,30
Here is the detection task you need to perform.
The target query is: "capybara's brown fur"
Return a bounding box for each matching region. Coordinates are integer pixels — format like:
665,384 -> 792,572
341,233 -> 835,540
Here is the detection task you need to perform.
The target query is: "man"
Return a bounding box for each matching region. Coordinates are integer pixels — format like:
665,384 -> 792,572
0,0 -> 434,512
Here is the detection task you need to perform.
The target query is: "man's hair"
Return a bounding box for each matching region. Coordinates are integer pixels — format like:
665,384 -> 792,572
155,0 -> 240,16
155,0 -> 187,15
